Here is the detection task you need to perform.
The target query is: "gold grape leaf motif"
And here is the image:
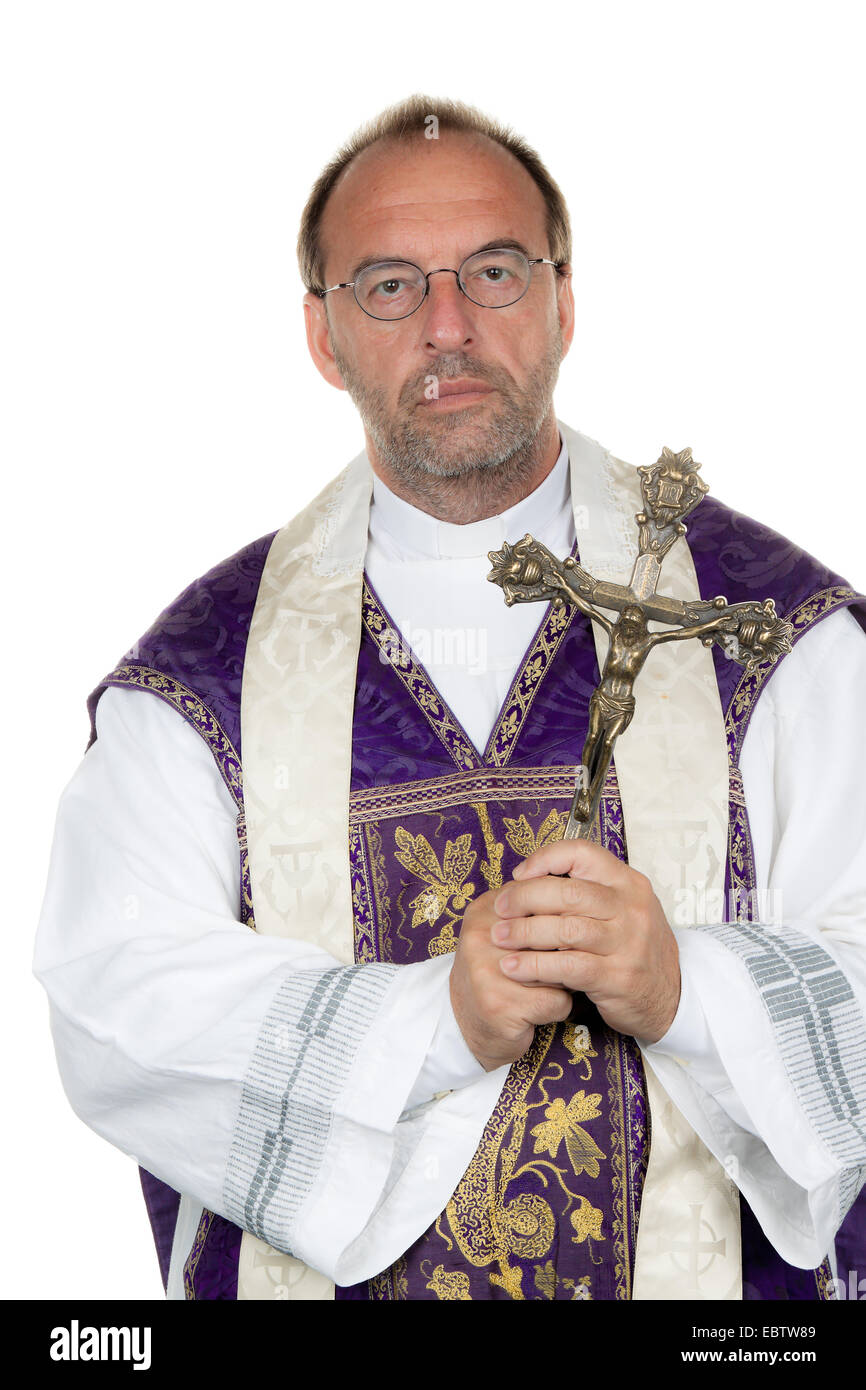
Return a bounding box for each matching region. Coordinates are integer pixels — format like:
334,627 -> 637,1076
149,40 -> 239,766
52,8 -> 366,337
503,808 -> 568,859
393,828 -> 477,930
530,1092 -> 606,1179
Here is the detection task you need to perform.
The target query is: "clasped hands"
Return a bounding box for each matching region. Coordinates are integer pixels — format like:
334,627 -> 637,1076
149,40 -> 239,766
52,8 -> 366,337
449,838 -> 681,1072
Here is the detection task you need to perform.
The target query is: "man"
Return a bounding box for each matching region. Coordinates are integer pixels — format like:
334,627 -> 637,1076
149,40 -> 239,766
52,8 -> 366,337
34,94 -> 866,1301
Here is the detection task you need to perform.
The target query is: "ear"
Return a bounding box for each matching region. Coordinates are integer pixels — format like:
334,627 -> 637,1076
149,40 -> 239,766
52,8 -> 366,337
303,292 -> 346,391
555,262 -> 575,358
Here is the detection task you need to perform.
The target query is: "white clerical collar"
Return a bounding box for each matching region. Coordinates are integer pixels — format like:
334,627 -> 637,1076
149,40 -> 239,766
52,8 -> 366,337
369,430 -> 570,559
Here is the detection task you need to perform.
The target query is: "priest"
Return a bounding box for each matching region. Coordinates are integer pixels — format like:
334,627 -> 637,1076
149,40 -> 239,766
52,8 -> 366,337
34,94 -> 866,1301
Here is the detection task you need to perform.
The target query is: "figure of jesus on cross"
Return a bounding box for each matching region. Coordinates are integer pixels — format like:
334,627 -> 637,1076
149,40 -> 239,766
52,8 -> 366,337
487,447 -> 795,839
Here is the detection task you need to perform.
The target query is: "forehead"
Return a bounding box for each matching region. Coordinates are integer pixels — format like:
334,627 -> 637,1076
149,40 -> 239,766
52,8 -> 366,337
320,131 -> 550,278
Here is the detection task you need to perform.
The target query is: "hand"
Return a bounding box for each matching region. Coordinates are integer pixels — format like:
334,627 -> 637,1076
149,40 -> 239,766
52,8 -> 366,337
489,838 -> 681,1044
449,886 -> 574,1073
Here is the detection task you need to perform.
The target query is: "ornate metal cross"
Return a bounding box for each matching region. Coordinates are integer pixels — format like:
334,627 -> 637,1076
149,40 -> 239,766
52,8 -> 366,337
487,447 -> 794,840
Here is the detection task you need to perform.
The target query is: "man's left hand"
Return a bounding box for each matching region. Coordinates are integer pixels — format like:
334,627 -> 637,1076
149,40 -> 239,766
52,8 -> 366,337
491,839 -> 681,1043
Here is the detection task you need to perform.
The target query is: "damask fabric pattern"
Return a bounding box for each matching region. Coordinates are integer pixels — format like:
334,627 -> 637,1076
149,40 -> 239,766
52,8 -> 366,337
85,456 -> 866,1299
706,533 -> 866,1281
343,576 -> 646,1300
86,530 -> 277,764
336,572 -> 832,1300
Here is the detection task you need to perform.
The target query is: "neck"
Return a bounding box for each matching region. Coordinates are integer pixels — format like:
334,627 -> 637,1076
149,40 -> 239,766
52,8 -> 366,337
365,411 -> 562,524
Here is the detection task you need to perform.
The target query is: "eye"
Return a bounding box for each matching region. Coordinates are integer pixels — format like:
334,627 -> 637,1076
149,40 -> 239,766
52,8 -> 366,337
460,249 -> 529,304
476,261 -> 514,283
355,263 -> 424,316
376,277 -> 409,296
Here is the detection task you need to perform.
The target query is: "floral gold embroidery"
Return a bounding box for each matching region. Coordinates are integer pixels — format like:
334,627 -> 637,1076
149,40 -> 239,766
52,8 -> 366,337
563,1022 -> 598,1080
392,826 -> 476,957
421,1263 -> 472,1300
570,1194 -> 605,1263
530,1091 -> 607,1178
393,827 -> 476,926
471,801 -> 505,892
533,1260 -> 558,1299
503,808 -> 568,859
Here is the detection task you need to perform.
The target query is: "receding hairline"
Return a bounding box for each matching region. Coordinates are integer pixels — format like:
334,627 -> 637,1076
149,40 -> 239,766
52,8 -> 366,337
297,94 -> 572,297
318,129 -> 553,288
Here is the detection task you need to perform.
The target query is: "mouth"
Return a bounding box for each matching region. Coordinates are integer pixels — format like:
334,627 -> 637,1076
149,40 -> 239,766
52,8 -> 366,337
419,378 -> 495,409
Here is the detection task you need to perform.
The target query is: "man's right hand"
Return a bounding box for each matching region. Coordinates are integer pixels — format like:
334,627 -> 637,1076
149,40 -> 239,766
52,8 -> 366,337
449,886 -> 573,1072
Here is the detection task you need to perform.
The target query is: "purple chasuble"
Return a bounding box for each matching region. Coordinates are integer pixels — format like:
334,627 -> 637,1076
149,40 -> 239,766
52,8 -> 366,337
86,493 -> 866,1300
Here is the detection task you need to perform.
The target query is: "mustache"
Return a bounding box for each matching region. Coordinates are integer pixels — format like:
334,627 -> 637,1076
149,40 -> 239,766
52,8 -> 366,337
400,360 -> 513,404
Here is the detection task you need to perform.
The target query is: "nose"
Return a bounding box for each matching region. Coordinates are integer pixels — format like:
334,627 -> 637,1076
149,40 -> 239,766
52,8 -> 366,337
418,268 -> 477,352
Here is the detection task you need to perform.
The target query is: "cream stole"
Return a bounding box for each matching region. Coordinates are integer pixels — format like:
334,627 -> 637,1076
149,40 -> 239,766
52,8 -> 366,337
235,421 -> 740,1301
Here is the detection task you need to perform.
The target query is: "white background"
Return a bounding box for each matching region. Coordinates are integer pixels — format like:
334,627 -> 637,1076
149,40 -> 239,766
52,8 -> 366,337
3,1 -> 864,1298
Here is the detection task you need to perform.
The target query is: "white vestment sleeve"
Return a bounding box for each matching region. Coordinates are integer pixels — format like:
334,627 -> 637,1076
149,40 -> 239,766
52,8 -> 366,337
32,685 -> 504,1286
642,606 -> 866,1268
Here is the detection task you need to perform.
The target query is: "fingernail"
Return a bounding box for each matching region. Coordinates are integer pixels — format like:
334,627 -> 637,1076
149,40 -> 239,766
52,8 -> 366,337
501,955 -> 520,973
495,891 -> 511,912
492,922 -> 510,944
512,863 -> 526,878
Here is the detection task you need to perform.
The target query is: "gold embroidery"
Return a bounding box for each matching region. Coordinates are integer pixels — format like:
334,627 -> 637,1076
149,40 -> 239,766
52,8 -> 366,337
471,801 -> 505,892
362,586 -> 480,771
366,822 -> 392,961
530,1091 -> 607,1179
349,762 -> 623,825
182,1209 -> 215,1300
486,594 -> 577,768
392,826 -> 476,956
236,809 -> 256,931
815,1258 -> 836,1300
435,1034 -> 611,1301
725,585 -> 863,766
562,1022 -> 598,1080
368,1257 -> 408,1301
503,807 -> 568,858
571,1194 -> 604,1242
349,785 -> 640,1301
570,1195 -> 605,1265
562,1275 -> 593,1300
361,566 -> 578,775
606,1031 -> 642,1300
421,1262 -> 472,1300
533,1260 -> 558,1300
102,664 -> 243,805
533,1260 -> 595,1300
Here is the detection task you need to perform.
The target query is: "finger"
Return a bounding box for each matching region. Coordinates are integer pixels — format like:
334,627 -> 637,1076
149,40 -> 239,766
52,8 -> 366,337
516,984 -> 574,1026
494,875 -> 617,922
491,913 -> 616,955
500,949 -> 600,993
513,838 -> 631,888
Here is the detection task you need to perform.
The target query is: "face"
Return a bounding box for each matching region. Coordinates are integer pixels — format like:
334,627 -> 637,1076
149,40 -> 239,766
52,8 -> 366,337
620,606 -> 646,637
303,131 -> 574,496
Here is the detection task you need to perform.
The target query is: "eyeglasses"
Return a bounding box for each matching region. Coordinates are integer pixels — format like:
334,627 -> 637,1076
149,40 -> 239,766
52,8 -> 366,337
317,246 -> 566,321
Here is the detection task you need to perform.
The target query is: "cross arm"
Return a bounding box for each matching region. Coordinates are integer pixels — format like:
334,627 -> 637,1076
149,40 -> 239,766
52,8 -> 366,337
486,535 -> 615,632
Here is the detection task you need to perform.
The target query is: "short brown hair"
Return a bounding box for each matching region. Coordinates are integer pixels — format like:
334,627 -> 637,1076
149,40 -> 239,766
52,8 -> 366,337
297,93 -> 572,296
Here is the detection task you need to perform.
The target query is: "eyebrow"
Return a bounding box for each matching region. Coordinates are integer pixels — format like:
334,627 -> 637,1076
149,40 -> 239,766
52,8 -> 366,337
347,238 -> 535,281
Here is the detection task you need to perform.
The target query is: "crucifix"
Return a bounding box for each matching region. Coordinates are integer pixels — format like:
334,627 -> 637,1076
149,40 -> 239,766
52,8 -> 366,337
486,447 -> 794,840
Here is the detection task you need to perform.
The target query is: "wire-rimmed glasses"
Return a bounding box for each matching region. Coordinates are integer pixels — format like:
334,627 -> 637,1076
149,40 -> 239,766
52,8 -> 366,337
317,246 -> 565,321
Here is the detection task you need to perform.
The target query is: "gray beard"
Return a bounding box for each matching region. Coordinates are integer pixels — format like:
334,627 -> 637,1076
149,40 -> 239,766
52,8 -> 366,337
331,328 -> 564,518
